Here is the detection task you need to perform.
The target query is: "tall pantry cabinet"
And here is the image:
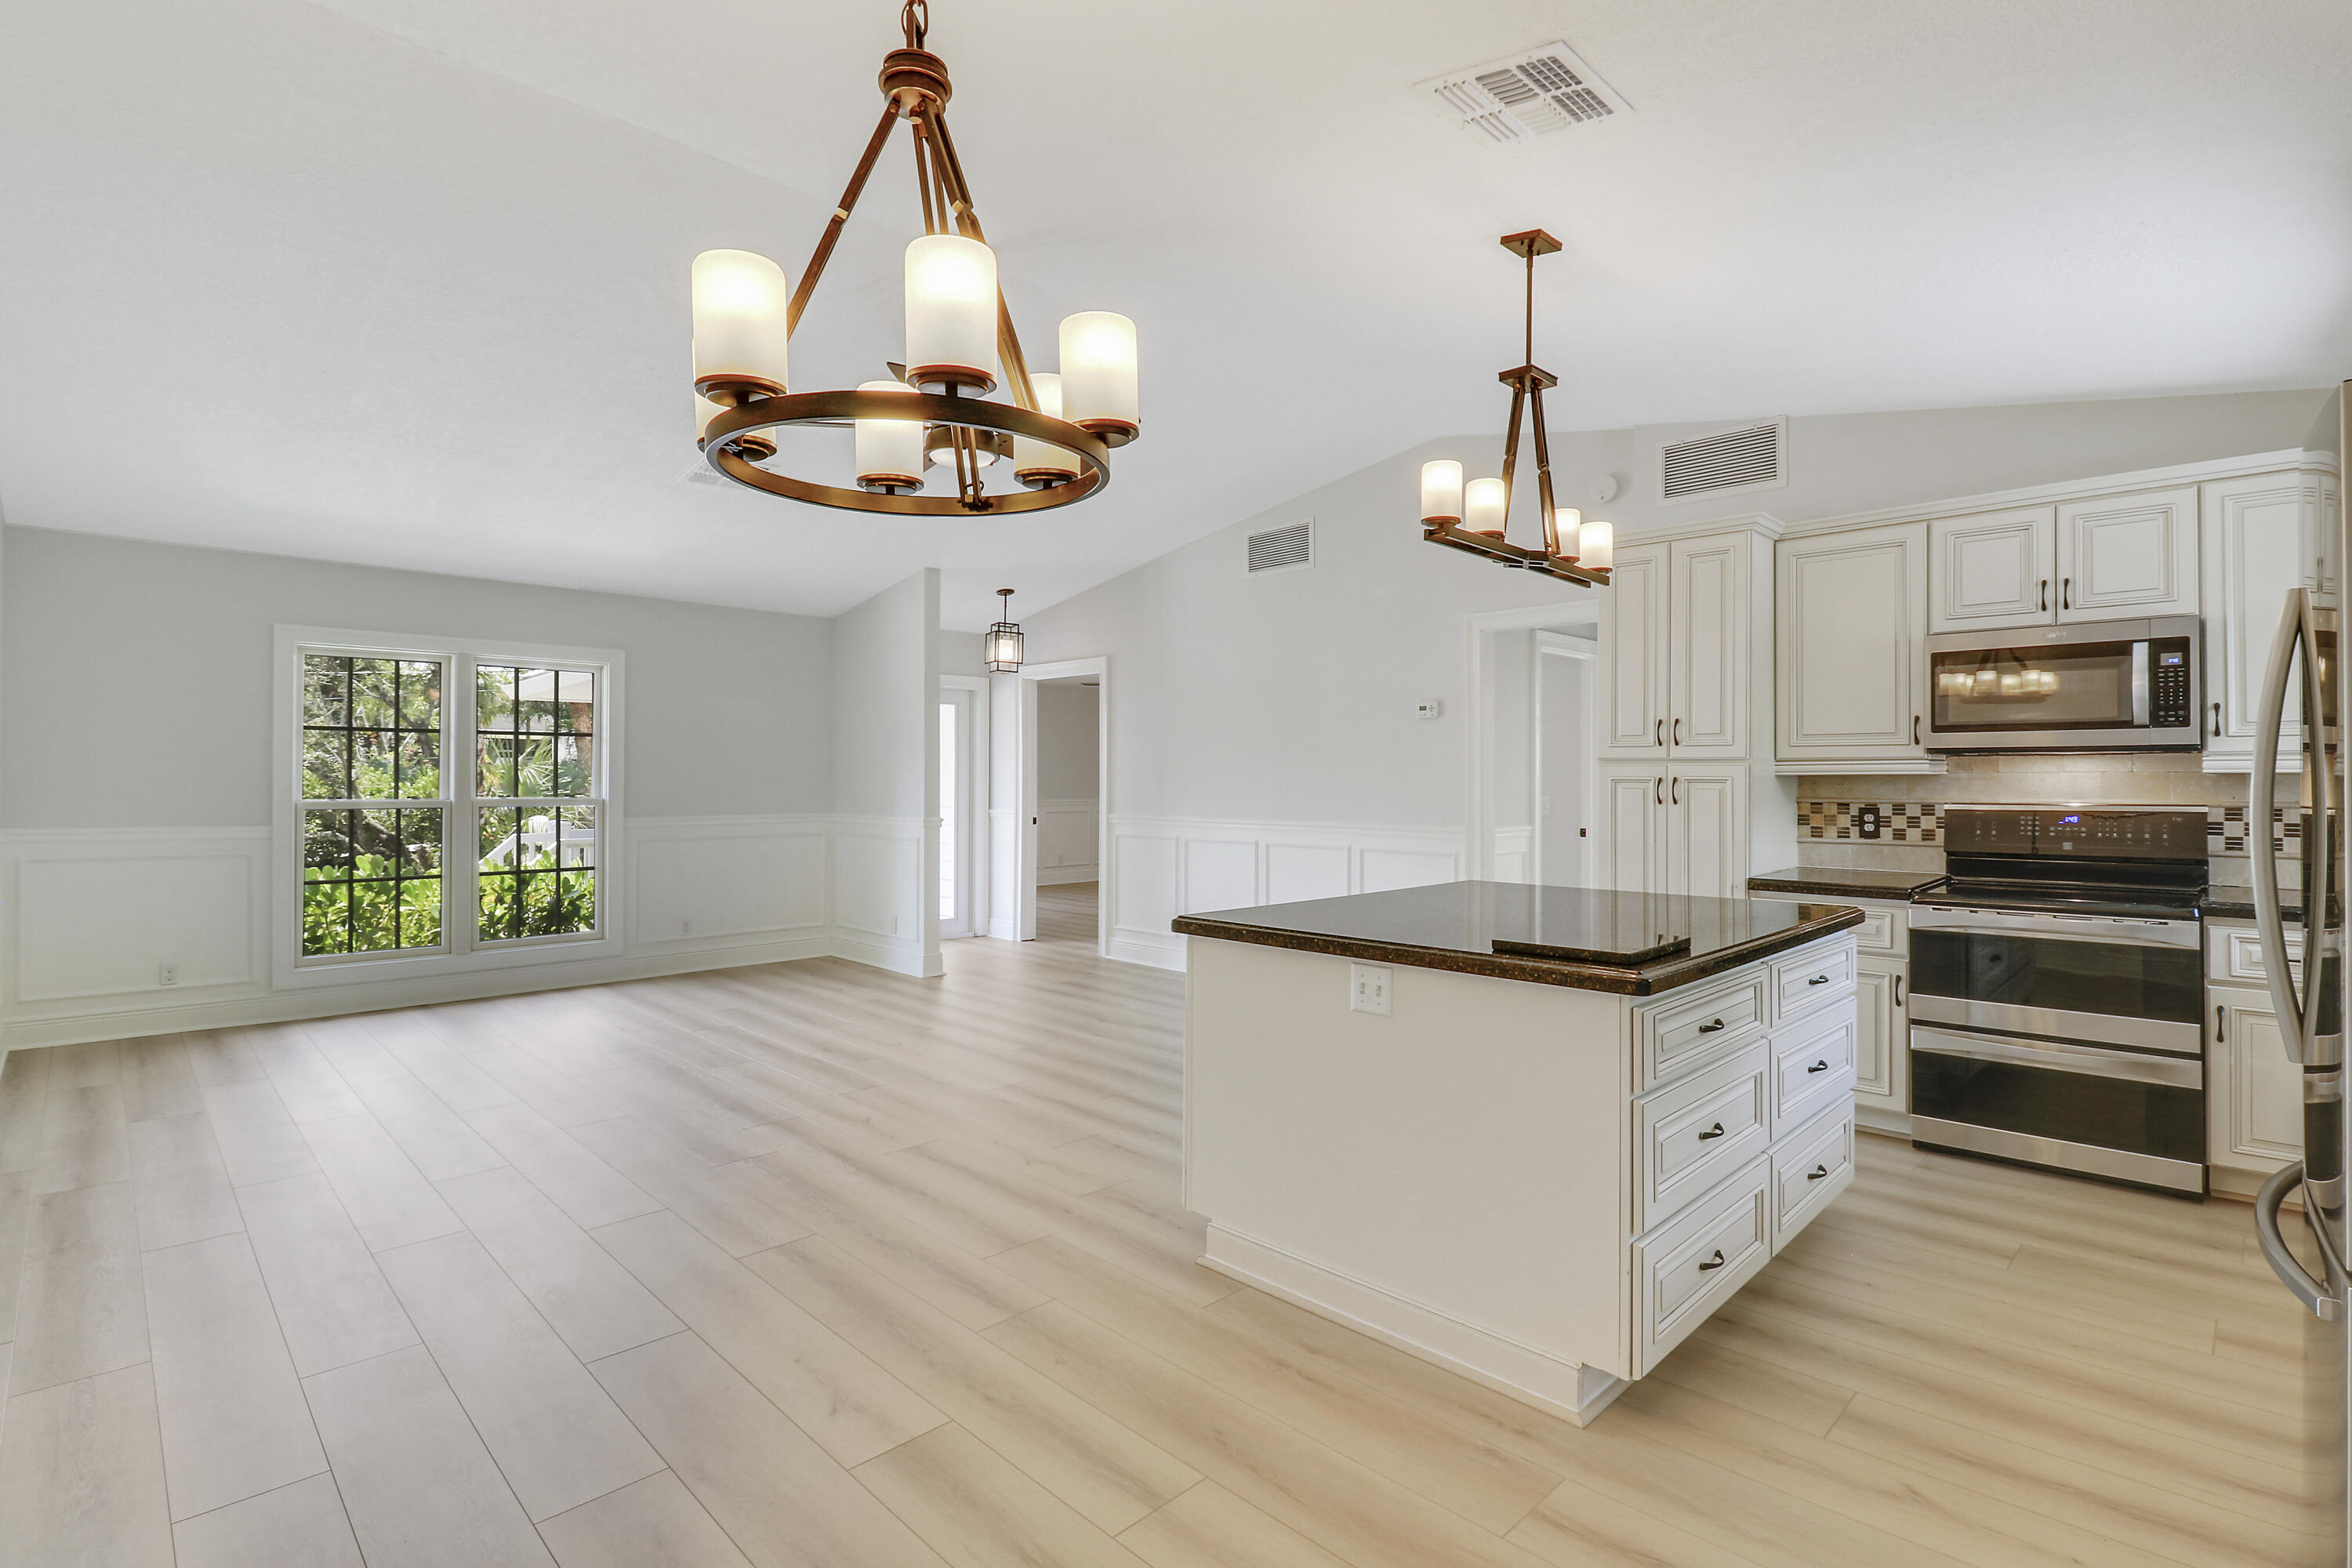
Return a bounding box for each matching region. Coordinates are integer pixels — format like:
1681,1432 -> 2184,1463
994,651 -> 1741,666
1596,516 -> 1796,898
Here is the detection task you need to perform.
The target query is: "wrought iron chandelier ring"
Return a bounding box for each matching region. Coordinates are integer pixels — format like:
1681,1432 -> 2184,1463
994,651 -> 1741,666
702,389 -> 1111,517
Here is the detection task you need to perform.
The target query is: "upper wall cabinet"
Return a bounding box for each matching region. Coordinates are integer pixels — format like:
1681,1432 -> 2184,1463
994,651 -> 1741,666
2056,486 -> 2200,621
1929,506 -> 2055,631
2204,468 -> 2336,772
1605,543 -> 1671,753
1777,521 -> 1933,771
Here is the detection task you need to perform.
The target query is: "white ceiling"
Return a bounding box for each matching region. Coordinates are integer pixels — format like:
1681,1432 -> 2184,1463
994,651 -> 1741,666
2,1 -> 2346,628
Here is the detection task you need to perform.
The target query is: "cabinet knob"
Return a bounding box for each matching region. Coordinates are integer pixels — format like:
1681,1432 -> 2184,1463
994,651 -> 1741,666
1697,1249 -> 1727,1272
1697,1018 -> 1726,1034
1807,1164 -> 1830,1181
1697,1122 -> 1727,1141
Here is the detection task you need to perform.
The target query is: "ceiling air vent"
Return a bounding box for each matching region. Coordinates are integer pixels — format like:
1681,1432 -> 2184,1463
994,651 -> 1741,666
1247,520 -> 1313,575
1415,42 -> 1631,147
1660,419 -> 1788,503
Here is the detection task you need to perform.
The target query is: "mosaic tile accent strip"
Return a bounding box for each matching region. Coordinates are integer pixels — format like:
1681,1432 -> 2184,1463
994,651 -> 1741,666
1795,800 -> 2292,853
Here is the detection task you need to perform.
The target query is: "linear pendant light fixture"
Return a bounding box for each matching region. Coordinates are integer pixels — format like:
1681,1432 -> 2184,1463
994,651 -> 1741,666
1418,230 -> 1612,586
692,1 -> 1139,516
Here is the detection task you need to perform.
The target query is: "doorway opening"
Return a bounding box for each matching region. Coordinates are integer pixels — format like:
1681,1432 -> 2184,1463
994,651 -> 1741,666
1468,605 -> 1600,885
938,675 -> 987,940
1032,675 -> 1101,939
990,655 -> 1109,953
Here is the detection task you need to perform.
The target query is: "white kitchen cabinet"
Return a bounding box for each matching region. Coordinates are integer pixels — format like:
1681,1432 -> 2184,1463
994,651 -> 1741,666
1776,521 -> 1934,771
1604,543 -> 1671,755
1668,535 -> 1745,757
2056,485 -> 2200,621
1853,958 -> 1907,1124
1929,506 -> 2055,631
1666,769 -> 1742,900
2203,470 -> 2327,772
1601,766 -> 1668,896
2209,982 -> 2303,1178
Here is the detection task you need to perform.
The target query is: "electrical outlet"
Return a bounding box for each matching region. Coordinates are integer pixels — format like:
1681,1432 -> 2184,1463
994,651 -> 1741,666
158,963 -> 179,986
1857,804 -> 1883,840
890,914 -> 901,935
681,918 -> 693,938
1350,964 -> 1392,1016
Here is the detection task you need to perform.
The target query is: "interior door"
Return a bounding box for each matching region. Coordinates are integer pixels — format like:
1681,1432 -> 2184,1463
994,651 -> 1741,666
1666,770 -> 1739,899
1777,522 -> 1930,763
1604,544 -> 1671,755
1929,506 -> 2056,631
2058,485 -> 2199,622
1668,535 -> 1744,757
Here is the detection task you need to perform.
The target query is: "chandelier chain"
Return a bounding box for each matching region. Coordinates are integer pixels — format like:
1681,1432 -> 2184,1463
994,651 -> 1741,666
901,0 -> 928,48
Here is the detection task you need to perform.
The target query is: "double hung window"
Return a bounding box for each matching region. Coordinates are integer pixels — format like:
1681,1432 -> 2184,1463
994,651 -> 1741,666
287,633 -> 616,969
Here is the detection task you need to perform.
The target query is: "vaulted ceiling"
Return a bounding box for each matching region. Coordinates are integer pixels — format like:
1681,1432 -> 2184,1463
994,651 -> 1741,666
2,1 -> 2345,626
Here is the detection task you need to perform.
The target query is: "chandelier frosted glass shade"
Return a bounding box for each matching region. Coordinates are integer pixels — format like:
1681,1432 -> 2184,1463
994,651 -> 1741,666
691,249 -> 792,401
1463,477 -> 1508,536
1418,460 -> 1464,525
688,3 -> 1138,518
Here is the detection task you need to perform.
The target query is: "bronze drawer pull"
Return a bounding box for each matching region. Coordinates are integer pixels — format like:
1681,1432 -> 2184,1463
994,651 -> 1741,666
1697,1249 -> 1727,1272
1808,974 -> 1831,985
1697,1018 -> 1726,1034
1697,1122 -> 1726,1141
1807,1059 -> 1830,1073
1807,1164 -> 1830,1181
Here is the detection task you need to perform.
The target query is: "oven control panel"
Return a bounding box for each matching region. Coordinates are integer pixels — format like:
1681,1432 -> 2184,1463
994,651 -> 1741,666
1944,806 -> 2208,861
2149,641 -> 2193,728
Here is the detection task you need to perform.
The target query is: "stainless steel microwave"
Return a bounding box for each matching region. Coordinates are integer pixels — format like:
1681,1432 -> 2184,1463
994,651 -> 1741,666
1922,616 -> 2201,753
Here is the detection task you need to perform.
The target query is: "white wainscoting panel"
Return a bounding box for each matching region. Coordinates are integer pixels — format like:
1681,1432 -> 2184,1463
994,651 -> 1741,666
830,815 -> 936,978
10,829 -> 269,1009
627,815 -> 828,947
1490,826 -> 1534,884
1105,816 -> 1466,972
1038,797 -> 1101,886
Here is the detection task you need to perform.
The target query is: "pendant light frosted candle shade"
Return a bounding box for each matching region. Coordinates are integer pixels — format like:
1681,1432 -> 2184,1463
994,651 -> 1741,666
1463,477 -> 1508,536
1553,506 -> 1581,561
854,379 -> 926,494
691,249 -> 791,401
905,234 -> 1000,393
1419,459 -> 1464,524
1012,372 -> 1080,487
985,588 -> 1023,672
1580,519 -> 1613,571
1059,312 -> 1139,443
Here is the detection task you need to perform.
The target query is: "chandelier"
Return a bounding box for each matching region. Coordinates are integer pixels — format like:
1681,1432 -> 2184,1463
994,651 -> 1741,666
1417,230 -> 1611,587
691,1 -> 1138,516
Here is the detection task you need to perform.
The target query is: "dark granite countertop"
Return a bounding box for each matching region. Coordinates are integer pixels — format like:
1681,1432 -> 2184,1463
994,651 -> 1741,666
2202,895 -> 2303,923
1171,881 -> 1864,996
1746,867 -> 1949,902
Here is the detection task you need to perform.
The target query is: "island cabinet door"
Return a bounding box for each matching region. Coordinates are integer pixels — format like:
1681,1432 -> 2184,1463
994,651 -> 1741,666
1599,766 -> 1668,896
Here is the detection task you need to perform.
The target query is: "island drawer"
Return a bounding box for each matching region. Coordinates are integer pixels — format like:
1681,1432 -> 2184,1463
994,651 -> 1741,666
1632,1042 -> 1770,1236
1635,971 -> 1770,1091
1771,1103 -> 1856,1251
1632,1154 -> 1772,1377
1770,1002 -> 1857,1137
1770,937 -> 1857,1024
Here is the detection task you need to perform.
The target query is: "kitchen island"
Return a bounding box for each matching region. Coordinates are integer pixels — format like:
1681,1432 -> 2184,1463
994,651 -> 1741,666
1172,880 -> 1863,1425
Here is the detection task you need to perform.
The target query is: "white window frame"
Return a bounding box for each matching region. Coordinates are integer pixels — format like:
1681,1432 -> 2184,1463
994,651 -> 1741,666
271,624 -> 626,991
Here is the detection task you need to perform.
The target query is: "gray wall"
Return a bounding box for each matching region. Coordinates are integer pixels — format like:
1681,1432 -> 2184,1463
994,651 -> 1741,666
1038,684 -> 1100,801
830,570 -> 938,823
2,525 -> 833,829
1022,388 -> 2336,834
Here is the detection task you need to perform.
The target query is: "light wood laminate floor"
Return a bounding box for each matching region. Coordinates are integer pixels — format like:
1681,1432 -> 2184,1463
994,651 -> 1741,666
0,881 -> 2325,1566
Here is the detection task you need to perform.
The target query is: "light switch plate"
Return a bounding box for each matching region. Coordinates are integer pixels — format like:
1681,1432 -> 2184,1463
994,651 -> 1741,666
1350,964 -> 1392,1016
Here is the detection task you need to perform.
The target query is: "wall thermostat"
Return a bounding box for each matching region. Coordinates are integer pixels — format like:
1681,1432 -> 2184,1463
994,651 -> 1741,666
1414,700 -> 1443,720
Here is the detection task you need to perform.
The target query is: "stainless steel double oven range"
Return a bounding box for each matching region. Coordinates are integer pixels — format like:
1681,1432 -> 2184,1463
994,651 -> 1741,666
1907,804 -> 2210,1197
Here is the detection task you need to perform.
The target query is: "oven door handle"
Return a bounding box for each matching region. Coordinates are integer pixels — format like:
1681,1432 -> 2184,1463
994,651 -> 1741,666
1909,1026 -> 2202,1087
1906,909 -> 2201,949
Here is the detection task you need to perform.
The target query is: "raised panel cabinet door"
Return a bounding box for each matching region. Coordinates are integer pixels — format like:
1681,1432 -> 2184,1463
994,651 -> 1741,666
1665,771 -> 1740,899
1929,506 -> 2056,631
2204,472 -> 2316,771
1604,543 -> 1672,755
1600,768 -> 1666,896
1776,521 -> 1929,762
2211,989 -> 2303,1172
1851,960 -> 1905,1110
1668,535 -> 1746,757
2056,485 -> 2199,621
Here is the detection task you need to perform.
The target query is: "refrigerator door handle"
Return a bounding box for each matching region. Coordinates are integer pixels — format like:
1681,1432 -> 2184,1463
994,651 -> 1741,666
2253,589 -> 2312,1059
2256,1161 -> 2343,1320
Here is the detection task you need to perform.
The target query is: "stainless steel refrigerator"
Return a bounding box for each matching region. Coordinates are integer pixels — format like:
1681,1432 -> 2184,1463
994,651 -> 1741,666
2250,379 -> 2351,1563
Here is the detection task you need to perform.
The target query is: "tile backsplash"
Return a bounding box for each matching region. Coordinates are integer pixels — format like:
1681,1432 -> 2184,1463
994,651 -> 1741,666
1792,753 -> 2295,877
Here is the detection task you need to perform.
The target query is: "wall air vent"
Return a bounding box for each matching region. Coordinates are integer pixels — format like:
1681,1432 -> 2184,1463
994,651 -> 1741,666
1247,520 -> 1313,575
1415,42 -> 1631,147
1659,419 -> 1787,503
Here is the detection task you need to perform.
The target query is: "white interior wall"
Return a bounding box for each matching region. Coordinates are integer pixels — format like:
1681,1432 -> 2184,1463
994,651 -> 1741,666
829,568 -> 940,977
1485,630 -> 1534,880
1022,387 -> 2333,964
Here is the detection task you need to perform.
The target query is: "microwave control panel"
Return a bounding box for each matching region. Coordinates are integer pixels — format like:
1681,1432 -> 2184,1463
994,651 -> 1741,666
2150,642 -> 2192,728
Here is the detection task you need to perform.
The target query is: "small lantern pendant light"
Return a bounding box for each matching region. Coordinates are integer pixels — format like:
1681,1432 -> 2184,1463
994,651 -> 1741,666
1417,230 -> 1611,589
984,588 -> 1024,672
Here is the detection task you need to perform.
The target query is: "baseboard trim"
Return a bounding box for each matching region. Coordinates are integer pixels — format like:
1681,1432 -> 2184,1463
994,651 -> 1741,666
1037,865 -> 1099,887
830,931 -> 943,979
1,934 -> 832,1052
1855,1106 -> 1911,1138
1200,1224 -> 1625,1428
1107,930 -> 1185,971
